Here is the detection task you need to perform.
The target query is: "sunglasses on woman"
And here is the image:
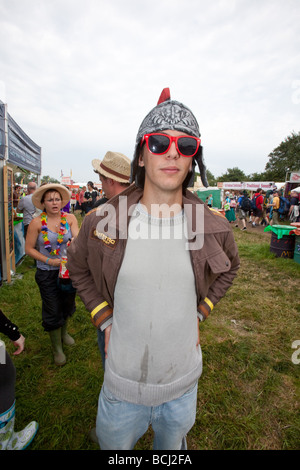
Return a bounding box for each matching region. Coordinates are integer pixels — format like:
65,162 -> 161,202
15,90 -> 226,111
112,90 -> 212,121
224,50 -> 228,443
141,133 -> 201,157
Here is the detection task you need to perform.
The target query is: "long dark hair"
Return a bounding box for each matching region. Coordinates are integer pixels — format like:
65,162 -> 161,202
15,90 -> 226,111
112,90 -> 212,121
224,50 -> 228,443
87,181 -> 96,190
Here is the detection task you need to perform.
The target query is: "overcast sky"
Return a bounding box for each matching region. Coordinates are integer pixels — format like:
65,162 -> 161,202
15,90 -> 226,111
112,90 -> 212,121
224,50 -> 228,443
0,0 -> 299,184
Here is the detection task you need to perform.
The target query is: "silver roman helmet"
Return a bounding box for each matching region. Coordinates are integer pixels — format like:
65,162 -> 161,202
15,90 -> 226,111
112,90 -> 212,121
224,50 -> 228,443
130,88 -> 208,189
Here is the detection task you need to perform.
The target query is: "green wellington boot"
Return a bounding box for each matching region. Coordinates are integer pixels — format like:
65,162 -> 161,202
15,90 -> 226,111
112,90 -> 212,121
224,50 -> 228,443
0,401 -> 38,450
61,321 -> 75,346
49,328 -> 66,366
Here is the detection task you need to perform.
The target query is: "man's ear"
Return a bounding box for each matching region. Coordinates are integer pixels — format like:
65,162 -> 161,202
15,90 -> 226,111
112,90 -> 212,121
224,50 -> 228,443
138,152 -> 144,167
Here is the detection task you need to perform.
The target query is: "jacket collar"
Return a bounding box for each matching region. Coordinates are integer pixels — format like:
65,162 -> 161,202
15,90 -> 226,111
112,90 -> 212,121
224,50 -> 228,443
92,184 -> 229,240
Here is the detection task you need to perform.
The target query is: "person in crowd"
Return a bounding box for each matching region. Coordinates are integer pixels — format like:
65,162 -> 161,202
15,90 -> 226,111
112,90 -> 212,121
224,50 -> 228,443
224,192 -> 236,223
229,193 -> 237,221
62,187 -> 71,213
223,191 -> 231,218
252,188 -> 264,227
92,151 -> 131,210
0,309 -> 38,450
235,190 -> 247,231
17,182 -> 38,238
74,188 -> 80,212
78,186 -> 86,215
84,182 -> 98,214
25,184 -> 79,366
67,88 -> 240,450
91,151 -> 131,366
289,189 -> 300,223
207,194 -> 213,207
264,190 -> 273,225
13,185 -> 21,209
259,191 -> 269,226
70,190 -> 76,213
269,189 -> 280,225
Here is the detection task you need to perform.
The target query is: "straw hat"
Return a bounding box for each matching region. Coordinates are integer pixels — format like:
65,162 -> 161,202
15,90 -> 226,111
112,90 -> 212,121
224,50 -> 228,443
92,151 -> 131,183
32,183 -> 71,210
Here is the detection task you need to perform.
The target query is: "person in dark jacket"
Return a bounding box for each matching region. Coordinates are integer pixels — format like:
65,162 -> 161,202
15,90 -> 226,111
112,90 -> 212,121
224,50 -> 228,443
0,309 -> 38,450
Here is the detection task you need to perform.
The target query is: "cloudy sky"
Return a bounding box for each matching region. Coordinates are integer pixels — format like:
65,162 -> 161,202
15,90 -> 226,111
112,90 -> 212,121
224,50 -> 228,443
0,0 -> 299,184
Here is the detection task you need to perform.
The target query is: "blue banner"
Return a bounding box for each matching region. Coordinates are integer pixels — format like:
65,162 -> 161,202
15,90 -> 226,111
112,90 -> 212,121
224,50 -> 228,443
7,113 -> 41,173
14,220 -> 25,264
0,103 -> 5,160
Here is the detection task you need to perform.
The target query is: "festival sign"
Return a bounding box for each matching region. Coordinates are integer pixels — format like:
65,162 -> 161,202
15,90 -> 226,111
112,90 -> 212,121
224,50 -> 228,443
290,172 -> 300,182
7,113 -> 41,173
61,176 -> 72,185
221,182 -> 276,190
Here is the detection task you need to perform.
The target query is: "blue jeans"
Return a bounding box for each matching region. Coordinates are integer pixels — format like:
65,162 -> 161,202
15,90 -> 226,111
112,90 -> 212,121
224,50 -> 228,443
96,381 -> 198,450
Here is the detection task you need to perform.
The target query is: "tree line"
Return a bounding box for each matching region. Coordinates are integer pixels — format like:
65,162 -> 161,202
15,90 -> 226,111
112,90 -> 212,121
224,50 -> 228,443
200,131 -> 300,185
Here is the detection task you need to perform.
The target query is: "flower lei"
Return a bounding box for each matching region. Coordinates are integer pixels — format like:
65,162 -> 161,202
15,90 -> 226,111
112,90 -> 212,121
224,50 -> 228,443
41,211 -> 68,255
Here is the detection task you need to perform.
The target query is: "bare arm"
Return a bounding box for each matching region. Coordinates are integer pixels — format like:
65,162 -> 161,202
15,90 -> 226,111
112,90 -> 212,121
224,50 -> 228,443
67,213 -> 79,238
25,217 -> 60,268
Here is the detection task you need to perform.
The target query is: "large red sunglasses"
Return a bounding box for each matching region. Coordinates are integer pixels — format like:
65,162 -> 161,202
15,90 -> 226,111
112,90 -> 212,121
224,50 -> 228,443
141,133 -> 201,157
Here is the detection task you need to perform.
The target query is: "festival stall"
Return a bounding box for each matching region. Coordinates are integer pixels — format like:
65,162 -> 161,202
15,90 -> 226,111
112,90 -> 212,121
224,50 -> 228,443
284,172 -> 300,197
0,101 -> 41,283
196,187 -> 222,208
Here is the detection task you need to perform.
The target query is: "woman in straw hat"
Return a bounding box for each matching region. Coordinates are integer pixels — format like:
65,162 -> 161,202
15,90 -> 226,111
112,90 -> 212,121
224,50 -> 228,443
25,184 -> 79,366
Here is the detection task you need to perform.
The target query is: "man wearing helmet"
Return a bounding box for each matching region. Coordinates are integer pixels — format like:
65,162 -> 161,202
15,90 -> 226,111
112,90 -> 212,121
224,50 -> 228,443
67,89 -> 240,450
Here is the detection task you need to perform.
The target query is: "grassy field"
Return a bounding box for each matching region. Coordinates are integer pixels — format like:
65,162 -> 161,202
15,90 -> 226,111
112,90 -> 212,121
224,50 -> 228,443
0,220 -> 299,451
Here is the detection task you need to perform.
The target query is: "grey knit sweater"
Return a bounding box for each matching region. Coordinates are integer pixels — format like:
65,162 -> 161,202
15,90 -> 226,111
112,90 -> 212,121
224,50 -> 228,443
104,203 -> 202,406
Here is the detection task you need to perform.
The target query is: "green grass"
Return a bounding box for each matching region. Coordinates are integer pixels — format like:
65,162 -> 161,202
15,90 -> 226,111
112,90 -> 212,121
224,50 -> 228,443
0,222 -> 299,450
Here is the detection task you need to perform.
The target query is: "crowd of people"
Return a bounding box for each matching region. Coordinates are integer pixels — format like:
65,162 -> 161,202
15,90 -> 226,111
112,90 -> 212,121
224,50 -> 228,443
221,187 -> 300,230
1,88 -> 299,451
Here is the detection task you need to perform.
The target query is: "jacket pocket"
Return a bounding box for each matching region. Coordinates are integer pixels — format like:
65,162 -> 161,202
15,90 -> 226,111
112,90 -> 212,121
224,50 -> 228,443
206,250 -> 231,274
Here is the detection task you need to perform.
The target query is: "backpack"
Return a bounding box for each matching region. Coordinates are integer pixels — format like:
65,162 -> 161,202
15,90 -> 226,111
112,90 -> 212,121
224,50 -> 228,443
290,205 -> 299,222
263,194 -> 270,207
278,197 -> 290,215
241,196 -> 251,212
250,195 -> 258,211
